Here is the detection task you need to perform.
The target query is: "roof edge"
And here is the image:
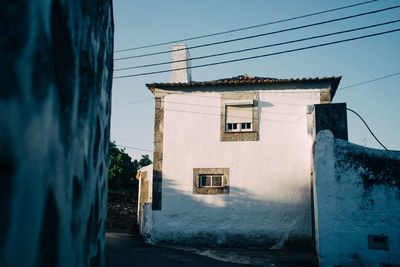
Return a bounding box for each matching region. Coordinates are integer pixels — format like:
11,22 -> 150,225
146,76 -> 342,96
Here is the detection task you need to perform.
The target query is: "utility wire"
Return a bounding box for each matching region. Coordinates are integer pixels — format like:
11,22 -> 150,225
115,19 -> 400,71
113,28 -> 400,79
114,0 -> 378,53
115,144 -> 154,152
346,108 -> 388,150
337,72 -> 400,90
114,5 -> 400,61
115,109 -> 390,152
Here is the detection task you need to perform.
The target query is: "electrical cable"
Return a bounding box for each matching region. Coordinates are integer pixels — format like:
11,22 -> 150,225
114,5 -> 400,61
114,0 -> 377,53
346,108 -> 388,150
113,28 -> 400,79
337,72 -> 400,91
115,144 -> 154,152
114,19 -> 400,71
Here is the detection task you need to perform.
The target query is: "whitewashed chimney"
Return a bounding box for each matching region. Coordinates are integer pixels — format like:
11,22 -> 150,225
171,44 -> 192,83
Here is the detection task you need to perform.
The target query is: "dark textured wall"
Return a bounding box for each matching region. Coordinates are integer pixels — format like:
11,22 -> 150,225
314,103 -> 348,141
0,1 -> 113,266
106,192 -> 138,232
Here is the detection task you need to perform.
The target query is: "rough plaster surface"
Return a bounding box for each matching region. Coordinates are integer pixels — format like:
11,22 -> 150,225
0,1 -> 113,266
150,83 -> 333,248
138,164 -> 153,240
314,130 -> 400,267
170,44 -> 192,83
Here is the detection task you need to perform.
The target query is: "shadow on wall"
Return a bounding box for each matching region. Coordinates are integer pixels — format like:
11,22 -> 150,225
151,177 -> 313,252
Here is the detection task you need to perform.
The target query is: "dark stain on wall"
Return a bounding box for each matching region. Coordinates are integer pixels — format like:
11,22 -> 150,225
71,176 -> 82,236
0,145 -> 15,251
51,0 -> 76,150
93,115 -> 102,168
0,1 -> 28,99
36,190 -> 59,267
32,18 -> 52,101
339,151 -> 400,194
335,139 -> 400,201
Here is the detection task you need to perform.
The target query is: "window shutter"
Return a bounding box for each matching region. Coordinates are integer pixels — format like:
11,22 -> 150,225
226,105 -> 252,123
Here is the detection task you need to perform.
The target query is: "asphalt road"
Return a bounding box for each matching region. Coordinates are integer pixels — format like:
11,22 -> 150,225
105,232 -> 316,267
106,232 -> 250,267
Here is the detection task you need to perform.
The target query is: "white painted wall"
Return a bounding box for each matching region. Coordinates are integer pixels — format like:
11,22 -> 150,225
151,83 -> 331,247
170,44 -> 192,83
314,130 -> 400,266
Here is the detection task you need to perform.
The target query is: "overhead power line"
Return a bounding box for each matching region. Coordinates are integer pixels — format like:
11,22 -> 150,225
114,0 -> 377,53
346,108 -> 388,150
337,72 -> 400,91
115,144 -> 154,152
113,28 -> 400,79
114,5 -> 400,61
114,19 -> 400,71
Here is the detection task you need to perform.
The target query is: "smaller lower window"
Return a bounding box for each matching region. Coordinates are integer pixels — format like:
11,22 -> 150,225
199,175 -> 223,187
193,168 -> 229,195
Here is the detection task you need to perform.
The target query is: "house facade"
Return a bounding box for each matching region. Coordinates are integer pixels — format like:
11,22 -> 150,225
143,72 -> 342,248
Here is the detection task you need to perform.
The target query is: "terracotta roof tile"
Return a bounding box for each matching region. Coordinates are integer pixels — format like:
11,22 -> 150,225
146,74 -> 342,98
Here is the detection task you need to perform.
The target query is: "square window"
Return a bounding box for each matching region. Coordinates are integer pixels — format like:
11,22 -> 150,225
226,104 -> 252,132
193,168 -> 229,195
220,95 -> 259,142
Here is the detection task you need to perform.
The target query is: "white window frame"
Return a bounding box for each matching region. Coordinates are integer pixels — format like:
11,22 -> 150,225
226,122 -> 252,132
225,100 -> 255,132
199,174 -> 223,188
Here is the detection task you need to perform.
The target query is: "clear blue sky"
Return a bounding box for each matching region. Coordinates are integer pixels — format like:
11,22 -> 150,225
111,0 -> 400,160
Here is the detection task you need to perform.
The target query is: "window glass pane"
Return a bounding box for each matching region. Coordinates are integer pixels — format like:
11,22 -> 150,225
227,123 -> 233,130
247,123 -> 251,129
199,175 -> 207,187
232,123 -> 237,129
212,176 -> 222,187
205,176 -> 211,186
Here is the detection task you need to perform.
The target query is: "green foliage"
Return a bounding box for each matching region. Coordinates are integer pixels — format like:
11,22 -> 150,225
108,142 -> 152,196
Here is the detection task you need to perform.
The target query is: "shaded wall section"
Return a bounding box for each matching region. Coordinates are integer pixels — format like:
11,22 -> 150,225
0,1 -> 113,266
107,192 -> 137,232
313,130 -> 400,267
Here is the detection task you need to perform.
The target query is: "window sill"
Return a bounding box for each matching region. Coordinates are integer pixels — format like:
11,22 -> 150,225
224,130 -> 256,134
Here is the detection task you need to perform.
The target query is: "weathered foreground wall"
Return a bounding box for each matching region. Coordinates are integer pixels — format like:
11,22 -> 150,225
314,130 -> 400,267
0,1 -> 113,266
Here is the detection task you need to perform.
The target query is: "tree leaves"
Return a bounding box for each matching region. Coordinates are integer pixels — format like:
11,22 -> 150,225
108,142 -> 152,196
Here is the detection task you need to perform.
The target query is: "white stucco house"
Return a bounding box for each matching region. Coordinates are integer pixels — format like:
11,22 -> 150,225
137,44 -> 348,250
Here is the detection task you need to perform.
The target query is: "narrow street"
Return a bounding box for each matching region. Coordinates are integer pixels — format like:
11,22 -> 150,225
105,232 -> 317,267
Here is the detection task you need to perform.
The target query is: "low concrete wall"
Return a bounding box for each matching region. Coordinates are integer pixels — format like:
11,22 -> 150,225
314,130 -> 400,266
0,1 -> 113,266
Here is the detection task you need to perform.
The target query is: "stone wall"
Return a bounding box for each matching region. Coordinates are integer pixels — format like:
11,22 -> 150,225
314,130 -> 400,266
107,192 -> 137,232
0,1 -> 113,266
